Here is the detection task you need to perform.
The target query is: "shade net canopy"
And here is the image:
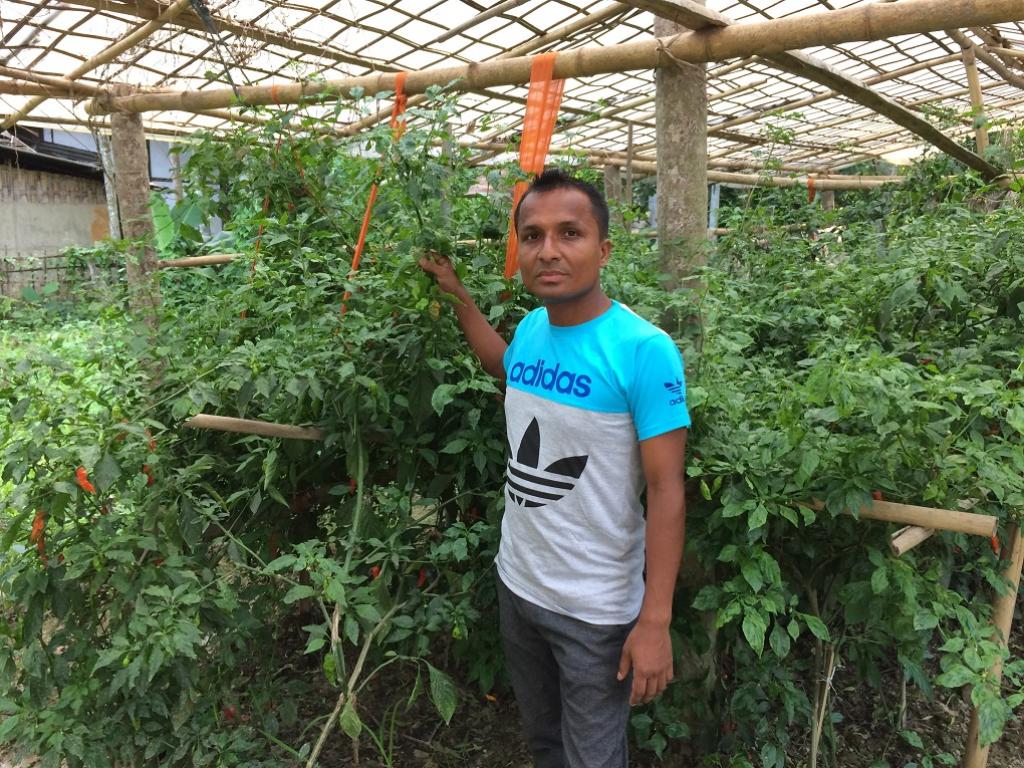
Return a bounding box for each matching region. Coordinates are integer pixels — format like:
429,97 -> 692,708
2,0 -> 1023,173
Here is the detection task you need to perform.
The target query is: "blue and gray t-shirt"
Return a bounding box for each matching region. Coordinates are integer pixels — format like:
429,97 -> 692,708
495,301 -> 691,625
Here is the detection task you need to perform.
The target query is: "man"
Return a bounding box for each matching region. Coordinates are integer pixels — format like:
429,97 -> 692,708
420,168 -> 689,768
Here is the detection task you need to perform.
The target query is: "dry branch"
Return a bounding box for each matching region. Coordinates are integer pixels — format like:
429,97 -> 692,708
184,414 -> 324,441
88,0 -> 1024,117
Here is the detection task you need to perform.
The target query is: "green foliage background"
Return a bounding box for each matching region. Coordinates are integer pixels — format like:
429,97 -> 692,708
1,94 -> 1023,767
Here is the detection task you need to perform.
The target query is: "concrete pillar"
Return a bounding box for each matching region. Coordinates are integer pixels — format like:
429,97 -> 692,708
820,189 -> 836,211
655,13 -> 708,289
110,96 -> 160,323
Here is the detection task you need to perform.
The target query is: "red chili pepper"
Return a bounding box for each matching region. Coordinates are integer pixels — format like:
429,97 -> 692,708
349,477 -> 357,493
30,511 -> 46,559
370,565 -> 381,580
991,535 -> 1001,556
871,490 -> 883,501
417,567 -> 427,588
222,704 -> 237,722
75,466 -> 97,495
141,465 -> 154,486
144,429 -> 157,452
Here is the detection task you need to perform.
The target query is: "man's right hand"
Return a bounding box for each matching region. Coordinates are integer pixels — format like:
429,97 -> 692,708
419,251 -> 466,301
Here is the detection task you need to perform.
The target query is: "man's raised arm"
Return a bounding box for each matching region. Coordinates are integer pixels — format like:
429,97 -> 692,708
419,253 -> 508,380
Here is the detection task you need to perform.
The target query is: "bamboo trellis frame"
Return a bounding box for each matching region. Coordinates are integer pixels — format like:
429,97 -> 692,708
2,0 -> 1022,173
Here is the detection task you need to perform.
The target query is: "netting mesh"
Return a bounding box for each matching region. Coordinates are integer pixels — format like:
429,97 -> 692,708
2,0 -> 1023,172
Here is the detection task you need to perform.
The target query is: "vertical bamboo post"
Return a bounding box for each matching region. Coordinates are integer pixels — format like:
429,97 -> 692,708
604,164 -> 624,230
626,123 -> 635,210
820,189 -> 836,210
655,12 -> 708,288
963,45 -> 990,155
111,86 -> 160,327
964,524 -> 1024,768
95,131 -> 122,239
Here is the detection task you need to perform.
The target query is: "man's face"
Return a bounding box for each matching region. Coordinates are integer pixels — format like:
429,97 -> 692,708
516,187 -> 611,305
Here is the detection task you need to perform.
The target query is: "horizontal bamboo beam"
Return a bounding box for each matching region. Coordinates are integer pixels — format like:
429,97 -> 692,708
3,0 -> 194,128
890,525 -> 936,556
0,79 -> 104,99
184,414 -> 324,441
806,499 -> 998,537
88,0 -> 1024,116
158,253 -> 240,268
987,45 -> 1024,60
600,158 -> 905,188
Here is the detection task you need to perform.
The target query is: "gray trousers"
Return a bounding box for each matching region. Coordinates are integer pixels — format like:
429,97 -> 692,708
497,575 -> 635,768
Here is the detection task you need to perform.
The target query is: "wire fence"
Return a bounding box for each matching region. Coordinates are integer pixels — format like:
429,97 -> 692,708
0,247 -> 117,299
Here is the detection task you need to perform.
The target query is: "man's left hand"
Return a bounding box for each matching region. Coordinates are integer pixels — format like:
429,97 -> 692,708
616,619 -> 674,705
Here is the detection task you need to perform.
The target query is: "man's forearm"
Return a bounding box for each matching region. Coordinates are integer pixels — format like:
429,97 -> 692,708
449,287 -> 508,380
638,483 -> 686,626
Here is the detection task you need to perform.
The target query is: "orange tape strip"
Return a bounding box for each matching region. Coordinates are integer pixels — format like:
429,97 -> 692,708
341,74 -> 409,315
504,53 -> 564,279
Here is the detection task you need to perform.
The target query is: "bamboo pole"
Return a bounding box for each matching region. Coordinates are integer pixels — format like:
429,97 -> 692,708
762,49 -> 1000,179
0,80 -> 94,98
986,45 -> 1024,60
158,254 -> 240,268
340,2 -> 628,137
88,0 -> 1024,117
962,45 -> 990,155
711,52 -> 963,134
0,67 -> 105,95
2,0 -> 193,128
57,0 -> 390,72
805,499 -> 998,537
601,159 -> 905,189
184,414 -> 325,441
429,0 -> 526,44
627,0 -> 998,177
951,29 -> 1024,89
889,525 -> 936,556
964,523 -> 1024,768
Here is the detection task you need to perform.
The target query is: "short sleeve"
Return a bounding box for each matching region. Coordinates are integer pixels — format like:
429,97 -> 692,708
628,333 -> 691,440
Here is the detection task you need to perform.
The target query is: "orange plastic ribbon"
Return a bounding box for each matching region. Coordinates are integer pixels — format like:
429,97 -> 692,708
807,176 -> 817,203
504,54 -> 565,280
342,73 -> 409,314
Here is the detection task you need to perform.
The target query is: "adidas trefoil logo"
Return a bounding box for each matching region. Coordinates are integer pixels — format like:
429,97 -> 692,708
664,378 -> 685,406
506,418 -> 588,509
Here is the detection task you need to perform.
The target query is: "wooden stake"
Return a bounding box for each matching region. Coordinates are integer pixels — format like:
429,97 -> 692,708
889,525 -> 936,556
184,414 -> 324,441
2,0 -> 193,128
89,0 -> 1024,117
964,524 -> 1024,768
158,254 -> 240,268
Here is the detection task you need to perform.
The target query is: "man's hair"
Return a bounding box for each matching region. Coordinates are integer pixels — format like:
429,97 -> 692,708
513,168 -> 610,240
